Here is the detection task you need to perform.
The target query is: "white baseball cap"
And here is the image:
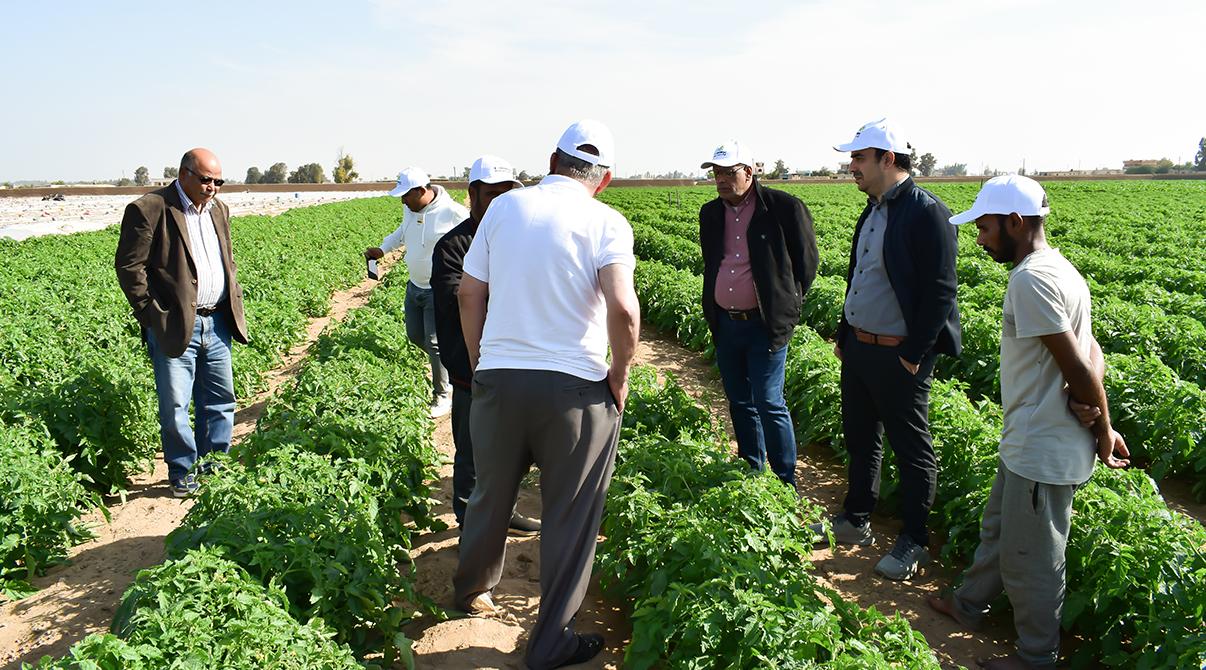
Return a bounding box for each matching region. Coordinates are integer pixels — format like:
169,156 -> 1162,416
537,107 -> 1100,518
387,166 -> 430,196
701,140 -> 754,169
469,155 -> 523,187
557,119 -> 615,168
949,175 -> 1051,225
834,117 -> 910,154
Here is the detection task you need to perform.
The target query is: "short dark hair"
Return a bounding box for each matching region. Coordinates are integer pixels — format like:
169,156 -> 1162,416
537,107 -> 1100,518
179,150 -> 198,174
553,148 -> 607,185
874,147 -> 912,172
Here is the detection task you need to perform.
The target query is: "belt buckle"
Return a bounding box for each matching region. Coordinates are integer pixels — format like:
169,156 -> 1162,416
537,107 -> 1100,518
728,310 -> 748,321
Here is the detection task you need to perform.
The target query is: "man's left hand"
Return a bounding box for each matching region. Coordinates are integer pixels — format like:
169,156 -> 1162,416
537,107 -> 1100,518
898,356 -> 919,375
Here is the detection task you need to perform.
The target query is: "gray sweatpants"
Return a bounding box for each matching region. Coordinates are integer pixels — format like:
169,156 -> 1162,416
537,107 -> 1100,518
953,458 -> 1077,667
453,368 -> 621,670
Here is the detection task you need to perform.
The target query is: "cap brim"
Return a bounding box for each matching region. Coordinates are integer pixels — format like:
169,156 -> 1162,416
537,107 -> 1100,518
473,176 -> 524,187
701,159 -> 742,169
387,184 -> 408,196
949,207 -> 984,225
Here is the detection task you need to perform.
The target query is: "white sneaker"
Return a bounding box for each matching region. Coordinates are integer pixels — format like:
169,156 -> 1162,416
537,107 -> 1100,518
429,395 -> 452,418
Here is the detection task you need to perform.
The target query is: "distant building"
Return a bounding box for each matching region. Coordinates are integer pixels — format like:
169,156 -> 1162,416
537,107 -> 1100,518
1036,168 -> 1124,177
150,177 -> 174,187
838,162 -> 851,174
1123,159 -> 1159,169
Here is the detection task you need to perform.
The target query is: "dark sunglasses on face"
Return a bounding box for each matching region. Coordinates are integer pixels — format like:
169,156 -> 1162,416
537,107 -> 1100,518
184,166 -> 225,187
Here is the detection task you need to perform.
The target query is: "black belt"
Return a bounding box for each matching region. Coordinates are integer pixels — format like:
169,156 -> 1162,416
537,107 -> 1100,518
724,308 -> 760,321
196,305 -> 220,316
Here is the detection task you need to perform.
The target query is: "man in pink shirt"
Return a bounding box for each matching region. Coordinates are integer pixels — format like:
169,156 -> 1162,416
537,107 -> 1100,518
698,140 -> 818,487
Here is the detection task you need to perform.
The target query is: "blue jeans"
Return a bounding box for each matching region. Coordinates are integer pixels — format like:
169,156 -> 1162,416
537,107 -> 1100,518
713,313 -> 797,485
145,312 -> 235,482
405,281 -> 449,400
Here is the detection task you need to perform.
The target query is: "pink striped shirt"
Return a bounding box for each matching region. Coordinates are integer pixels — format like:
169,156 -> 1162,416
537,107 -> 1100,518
713,190 -> 758,310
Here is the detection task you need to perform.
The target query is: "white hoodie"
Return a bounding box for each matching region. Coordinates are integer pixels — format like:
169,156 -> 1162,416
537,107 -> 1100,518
380,184 -> 469,288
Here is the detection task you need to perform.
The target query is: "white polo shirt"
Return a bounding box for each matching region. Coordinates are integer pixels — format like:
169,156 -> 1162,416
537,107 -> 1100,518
462,174 -> 635,381
380,184 -> 467,288
999,248 -> 1096,485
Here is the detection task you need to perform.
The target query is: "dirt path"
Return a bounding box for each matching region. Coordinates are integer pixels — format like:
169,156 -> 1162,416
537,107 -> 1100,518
0,264 -> 393,669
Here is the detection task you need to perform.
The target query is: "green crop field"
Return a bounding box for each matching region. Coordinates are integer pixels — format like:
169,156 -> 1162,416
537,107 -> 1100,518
3,182 -> 1204,668
610,179 -> 1206,668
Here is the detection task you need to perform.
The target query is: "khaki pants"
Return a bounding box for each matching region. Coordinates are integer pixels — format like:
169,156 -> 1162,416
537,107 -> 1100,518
953,458 -> 1076,667
453,368 -> 621,670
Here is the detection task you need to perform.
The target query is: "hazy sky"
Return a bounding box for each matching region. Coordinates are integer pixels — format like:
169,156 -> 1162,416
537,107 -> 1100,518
2,0 -> 1203,182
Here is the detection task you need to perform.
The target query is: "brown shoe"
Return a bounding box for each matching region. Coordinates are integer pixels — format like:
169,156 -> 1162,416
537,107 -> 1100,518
927,594 -> 983,632
976,653 -> 1049,670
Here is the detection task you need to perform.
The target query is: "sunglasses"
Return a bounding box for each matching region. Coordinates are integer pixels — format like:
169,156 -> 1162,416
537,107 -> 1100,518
184,166 -> 225,187
711,166 -> 746,180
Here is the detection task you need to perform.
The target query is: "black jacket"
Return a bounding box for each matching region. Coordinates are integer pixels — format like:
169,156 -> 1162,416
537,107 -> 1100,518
700,179 -> 819,349
431,217 -> 478,391
836,177 -> 962,364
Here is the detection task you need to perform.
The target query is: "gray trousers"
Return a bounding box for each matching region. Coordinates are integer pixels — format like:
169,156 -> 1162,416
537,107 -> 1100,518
453,369 -> 621,670
953,458 -> 1076,667
404,281 -> 449,399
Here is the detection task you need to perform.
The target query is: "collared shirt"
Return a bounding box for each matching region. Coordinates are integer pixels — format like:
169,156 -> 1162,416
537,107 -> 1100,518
462,174 -> 636,381
844,176 -> 909,336
713,189 -> 758,310
380,184 -> 468,288
174,181 -> 226,309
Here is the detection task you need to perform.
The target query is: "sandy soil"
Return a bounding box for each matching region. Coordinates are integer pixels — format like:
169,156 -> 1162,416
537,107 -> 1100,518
0,190 -> 386,241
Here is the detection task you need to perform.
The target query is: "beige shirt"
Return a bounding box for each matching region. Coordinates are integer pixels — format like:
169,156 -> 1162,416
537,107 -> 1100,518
999,248 -> 1096,485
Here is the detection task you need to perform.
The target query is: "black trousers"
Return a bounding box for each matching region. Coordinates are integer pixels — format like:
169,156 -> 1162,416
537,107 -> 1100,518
840,331 -> 937,546
450,384 -> 475,525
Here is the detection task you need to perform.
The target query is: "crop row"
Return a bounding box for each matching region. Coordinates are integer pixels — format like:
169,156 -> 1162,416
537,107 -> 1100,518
0,197 -> 408,599
597,368 -> 945,668
27,265 -> 444,668
633,258 -> 1206,668
618,185 -> 1206,497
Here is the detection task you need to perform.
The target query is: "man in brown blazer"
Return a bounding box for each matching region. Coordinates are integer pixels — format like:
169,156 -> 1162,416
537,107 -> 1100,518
115,148 -> 248,497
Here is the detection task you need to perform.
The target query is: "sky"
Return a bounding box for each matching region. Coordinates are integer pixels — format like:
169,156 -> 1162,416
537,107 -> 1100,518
2,0 -> 1203,182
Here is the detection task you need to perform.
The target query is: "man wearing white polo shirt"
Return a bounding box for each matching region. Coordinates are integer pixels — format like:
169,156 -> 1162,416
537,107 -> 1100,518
452,120 -> 640,670
929,175 -> 1130,670
365,167 -> 468,416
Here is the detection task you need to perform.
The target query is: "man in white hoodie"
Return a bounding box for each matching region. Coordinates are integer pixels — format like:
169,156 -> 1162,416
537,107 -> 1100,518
366,167 -> 468,416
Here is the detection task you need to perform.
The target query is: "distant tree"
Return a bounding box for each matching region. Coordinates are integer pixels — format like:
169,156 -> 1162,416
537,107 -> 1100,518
461,166 -> 471,180
908,146 -> 918,175
1153,158 -> 1175,174
262,162 -> 288,184
917,153 -> 937,177
115,177 -> 134,187
1196,137 -> 1206,171
163,166 -> 178,178
288,163 -> 326,184
940,163 -> 968,177
245,167 -> 262,184
813,167 -> 834,177
1125,165 -> 1155,175
518,170 -> 531,181
332,154 -> 358,183
134,166 -> 150,186
2,181 -> 12,189
768,159 -> 789,179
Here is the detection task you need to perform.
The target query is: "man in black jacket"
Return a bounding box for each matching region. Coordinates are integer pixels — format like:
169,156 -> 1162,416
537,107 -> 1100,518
699,141 -> 818,487
812,118 -> 961,581
430,155 -> 539,534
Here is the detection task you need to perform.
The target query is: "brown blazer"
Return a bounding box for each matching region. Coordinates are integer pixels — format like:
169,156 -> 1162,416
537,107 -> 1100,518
115,182 -> 249,358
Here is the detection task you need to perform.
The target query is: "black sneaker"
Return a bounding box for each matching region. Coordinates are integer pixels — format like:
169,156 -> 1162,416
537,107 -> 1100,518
170,474 -> 199,498
508,513 -> 541,536
553,633 -> 604,668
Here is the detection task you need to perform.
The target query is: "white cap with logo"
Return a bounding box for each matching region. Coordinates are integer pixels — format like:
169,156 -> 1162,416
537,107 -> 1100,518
557,119 -> 615,168
834,117 -> 910,154
949,175 -> 1051,225
469,155 -> 524,187
701,140 -> 753,169
388,166 -> 430,196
